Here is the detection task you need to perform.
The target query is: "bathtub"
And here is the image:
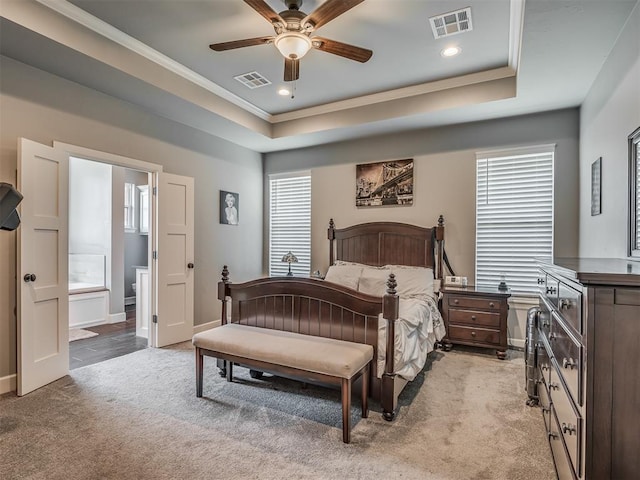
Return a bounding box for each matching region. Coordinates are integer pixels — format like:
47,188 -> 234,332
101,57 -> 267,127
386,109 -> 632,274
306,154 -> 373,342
69,286 -> 110,329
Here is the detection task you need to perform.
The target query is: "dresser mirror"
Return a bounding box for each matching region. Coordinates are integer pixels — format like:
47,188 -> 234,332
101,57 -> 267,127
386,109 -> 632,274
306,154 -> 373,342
629,126 -> 640,258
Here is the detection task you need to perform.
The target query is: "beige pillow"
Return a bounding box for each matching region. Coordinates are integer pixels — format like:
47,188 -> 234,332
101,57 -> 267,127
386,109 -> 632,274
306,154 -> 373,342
324,264 -> 363,291
358,267 -> 392,297
390,267 -> 434,298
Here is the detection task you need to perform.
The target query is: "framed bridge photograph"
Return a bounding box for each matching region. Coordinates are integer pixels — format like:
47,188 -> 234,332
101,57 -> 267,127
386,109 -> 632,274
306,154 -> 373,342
355,159 -> 414,207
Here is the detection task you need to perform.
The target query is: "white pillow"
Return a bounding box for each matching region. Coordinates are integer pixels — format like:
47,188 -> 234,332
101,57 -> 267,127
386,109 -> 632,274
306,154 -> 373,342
324,264 -> 363,291
357,267 -> 392,297
390,267 -> 434,298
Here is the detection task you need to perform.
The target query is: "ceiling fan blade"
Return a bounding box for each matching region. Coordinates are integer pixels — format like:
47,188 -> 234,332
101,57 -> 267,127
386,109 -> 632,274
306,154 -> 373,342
302,0 -> 365,31
312,37 -> 372,63
284,58 -> 300,82
244,0 -> 285,26
209,36 -> 274,51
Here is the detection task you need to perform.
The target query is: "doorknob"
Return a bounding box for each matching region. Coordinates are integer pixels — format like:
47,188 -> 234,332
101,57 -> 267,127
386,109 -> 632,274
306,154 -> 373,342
23,273 -> 36,282
187,263 -> 194,269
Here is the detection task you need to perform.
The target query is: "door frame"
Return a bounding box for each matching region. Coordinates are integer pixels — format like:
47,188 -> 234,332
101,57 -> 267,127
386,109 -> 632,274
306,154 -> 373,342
54,142 -> 162,347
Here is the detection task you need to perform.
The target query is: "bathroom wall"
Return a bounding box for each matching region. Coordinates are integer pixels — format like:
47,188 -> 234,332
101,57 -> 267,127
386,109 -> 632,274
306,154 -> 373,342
124,168 -> 150,301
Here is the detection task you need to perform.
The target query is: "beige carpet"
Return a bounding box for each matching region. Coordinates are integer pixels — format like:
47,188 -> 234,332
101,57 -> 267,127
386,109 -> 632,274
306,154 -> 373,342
0,343 -> 555,480
68,328 -> 99,342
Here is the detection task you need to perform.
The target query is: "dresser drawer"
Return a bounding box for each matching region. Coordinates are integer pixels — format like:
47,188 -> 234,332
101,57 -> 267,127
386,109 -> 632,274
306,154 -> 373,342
447,325 -> 500,345
549,365 -> 582,478
539,377 -> 551,433
537,340 -> 552,386
448,295 -> 501,311
549,409 -> 578,480
544,275 -> 559,309
448,309 -> 501,328
549,312 -> 583,406
558,282 -> 582,335
538,300 -> 552,339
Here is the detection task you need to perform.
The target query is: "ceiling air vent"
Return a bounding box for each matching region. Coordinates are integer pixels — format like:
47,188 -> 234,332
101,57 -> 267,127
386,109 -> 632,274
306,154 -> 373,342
429,7 -> 473,39
234,71 -> 271,89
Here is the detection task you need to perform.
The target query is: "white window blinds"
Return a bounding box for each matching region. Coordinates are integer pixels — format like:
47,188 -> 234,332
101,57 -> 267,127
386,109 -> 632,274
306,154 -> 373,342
476,146 -> 554,294
269,173 -> 311,277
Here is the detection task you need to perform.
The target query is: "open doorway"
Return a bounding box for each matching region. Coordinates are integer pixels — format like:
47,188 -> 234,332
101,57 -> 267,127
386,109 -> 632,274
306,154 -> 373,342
67,157 -> 151,369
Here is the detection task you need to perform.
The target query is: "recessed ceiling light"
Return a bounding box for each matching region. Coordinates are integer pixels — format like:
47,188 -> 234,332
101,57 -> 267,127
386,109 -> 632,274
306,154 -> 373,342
441,46 -> 461,57
278,88 -> 290,96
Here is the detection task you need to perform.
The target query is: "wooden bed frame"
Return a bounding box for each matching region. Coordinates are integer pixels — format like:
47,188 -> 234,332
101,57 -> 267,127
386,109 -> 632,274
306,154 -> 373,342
217,216 -> 445,420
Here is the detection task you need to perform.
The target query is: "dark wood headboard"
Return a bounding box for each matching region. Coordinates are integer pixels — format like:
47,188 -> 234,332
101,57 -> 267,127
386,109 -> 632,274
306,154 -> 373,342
327,216 -> 445,279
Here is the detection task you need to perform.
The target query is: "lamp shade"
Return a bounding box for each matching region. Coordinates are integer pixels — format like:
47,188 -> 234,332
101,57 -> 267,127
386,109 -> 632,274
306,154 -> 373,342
274,32 -> 312,59
281,251 -> 299,263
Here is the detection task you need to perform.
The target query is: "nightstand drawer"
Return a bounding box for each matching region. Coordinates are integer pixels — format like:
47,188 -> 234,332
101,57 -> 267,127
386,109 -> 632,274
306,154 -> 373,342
447,325 -> 500,345
448,296 -> 501,311
448,309 -> 501,328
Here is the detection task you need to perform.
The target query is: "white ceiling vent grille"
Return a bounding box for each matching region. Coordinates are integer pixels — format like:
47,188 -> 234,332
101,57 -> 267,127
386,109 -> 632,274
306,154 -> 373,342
234,71 -> 271,89
429,7 -> 473,39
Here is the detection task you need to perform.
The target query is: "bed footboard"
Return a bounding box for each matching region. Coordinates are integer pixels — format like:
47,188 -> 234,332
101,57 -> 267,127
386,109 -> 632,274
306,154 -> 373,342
217,267 -> 400,419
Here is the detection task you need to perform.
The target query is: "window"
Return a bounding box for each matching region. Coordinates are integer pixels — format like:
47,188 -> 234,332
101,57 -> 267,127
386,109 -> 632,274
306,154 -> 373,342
269,173 -> 311,277
124,182 -> 136,232
629,126 -> 640,257
138,185 -> 149,235
475,146 -> 554,294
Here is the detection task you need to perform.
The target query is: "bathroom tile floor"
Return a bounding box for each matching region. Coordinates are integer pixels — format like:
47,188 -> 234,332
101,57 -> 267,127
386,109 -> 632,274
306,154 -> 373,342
69,305 -> 148,370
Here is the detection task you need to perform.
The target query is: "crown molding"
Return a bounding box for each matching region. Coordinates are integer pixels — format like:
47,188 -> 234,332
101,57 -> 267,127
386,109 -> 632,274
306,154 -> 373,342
34,0 -> 272,121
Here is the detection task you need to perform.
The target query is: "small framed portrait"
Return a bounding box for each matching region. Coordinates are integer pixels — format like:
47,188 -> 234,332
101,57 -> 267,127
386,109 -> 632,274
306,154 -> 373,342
220,190 -> 239,225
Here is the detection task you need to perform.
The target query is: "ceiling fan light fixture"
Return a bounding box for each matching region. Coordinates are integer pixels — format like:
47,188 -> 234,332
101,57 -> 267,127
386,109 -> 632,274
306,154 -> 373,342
274,32 -> 312,59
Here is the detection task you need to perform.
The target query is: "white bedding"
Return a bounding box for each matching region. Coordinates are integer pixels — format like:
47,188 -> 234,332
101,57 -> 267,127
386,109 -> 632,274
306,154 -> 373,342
325,262 -> 446,381
376,294 -> 446,381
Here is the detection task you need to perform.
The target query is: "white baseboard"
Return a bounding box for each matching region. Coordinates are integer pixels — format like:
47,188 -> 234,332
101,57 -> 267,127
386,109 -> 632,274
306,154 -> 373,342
108,312 -> 126,324
0,374 -> 17,395
509,338 -> 525,350
193,320 -> 221,334
124,296 -> 136,306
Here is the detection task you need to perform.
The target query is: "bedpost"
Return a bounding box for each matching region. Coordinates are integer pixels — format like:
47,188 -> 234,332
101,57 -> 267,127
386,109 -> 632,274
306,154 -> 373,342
435,215 -> 445,279
218,265 -> 231,325
328,218 -> 336,266
382,273 -> 399,421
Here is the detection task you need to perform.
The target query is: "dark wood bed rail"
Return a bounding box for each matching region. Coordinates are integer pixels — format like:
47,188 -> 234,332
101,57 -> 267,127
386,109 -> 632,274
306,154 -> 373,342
218,268 -> 400,380
327,215 -> 446,279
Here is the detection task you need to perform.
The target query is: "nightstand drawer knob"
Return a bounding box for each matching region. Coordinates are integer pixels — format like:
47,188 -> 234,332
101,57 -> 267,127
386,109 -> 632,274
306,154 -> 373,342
454,299 -> 459,304
471,331 -> 476,337
471,315 -> 476,321
489,302 -> 495,308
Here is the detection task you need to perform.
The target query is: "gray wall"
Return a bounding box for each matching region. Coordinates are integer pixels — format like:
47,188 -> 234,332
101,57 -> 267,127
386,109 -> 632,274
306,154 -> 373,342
0,56 -> 264,382
124,168 -> 150,300
579,2 -> 640,258
265,108 -> 581,282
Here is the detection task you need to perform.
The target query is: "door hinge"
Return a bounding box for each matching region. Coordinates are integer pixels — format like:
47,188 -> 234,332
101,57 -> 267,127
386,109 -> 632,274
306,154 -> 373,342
153,250 -> 158,260
152,186 -> 157,195
152,315 -> 158,324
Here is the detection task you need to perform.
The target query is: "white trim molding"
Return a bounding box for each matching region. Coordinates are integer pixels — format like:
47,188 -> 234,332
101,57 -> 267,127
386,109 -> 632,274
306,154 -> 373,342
0,374 -> 17,395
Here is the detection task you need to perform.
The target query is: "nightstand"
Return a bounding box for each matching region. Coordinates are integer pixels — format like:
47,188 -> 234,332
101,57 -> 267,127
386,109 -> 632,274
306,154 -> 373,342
441,286 -> 511,359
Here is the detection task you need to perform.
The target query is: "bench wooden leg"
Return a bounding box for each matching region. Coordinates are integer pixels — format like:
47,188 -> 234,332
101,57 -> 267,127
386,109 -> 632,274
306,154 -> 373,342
341,377 -> 351,443
225,360 -> 233,382
196,347 -> 203,397
361,364 -> 369,418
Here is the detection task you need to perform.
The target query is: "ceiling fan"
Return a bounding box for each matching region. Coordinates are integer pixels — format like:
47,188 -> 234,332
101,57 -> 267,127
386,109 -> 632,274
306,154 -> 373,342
210,0 -> 372,82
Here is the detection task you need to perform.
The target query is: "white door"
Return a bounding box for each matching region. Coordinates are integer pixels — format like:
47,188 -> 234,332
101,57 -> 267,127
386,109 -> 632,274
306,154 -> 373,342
17,138 -> 69,396
155,173 -> 194,347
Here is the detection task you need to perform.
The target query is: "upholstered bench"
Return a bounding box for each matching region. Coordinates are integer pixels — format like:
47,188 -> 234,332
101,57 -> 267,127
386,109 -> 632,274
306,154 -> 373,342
192,323 -> 374,443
